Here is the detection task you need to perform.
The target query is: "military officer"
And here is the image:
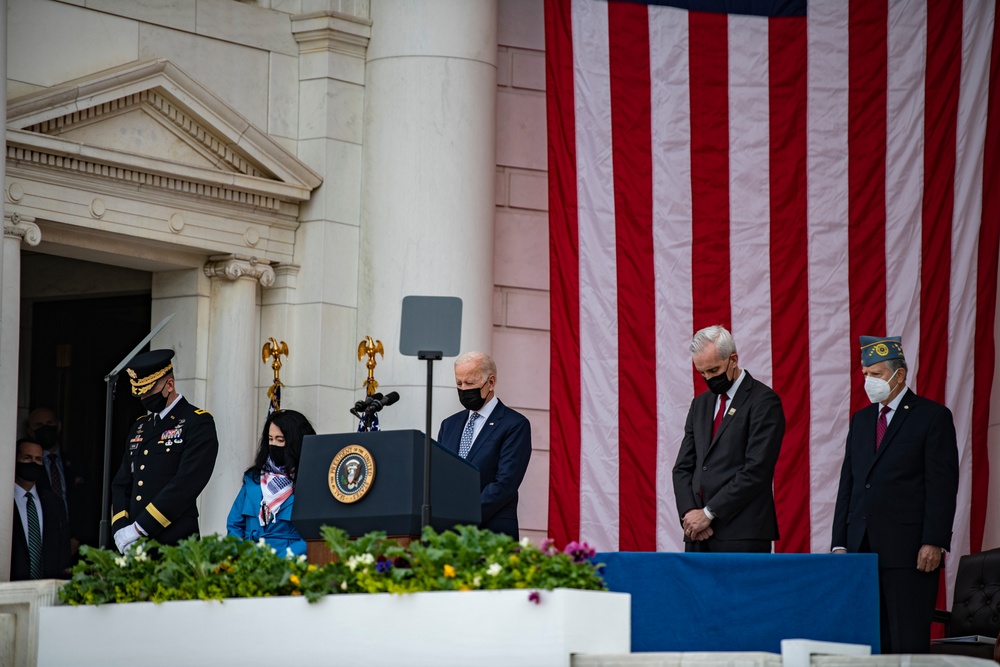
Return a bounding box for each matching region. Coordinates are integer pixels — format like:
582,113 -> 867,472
111,349 -> 219,553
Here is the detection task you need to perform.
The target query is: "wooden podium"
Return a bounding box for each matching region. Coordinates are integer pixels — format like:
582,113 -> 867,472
292,429 -> 481,564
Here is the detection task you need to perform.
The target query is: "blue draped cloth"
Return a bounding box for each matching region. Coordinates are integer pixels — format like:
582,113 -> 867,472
596,552 -> 880,653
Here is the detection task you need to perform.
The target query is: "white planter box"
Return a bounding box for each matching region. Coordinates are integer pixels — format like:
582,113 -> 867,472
38,588 -> 630,667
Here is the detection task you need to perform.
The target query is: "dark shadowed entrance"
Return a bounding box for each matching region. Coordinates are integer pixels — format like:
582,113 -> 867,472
26,288 -> 151,548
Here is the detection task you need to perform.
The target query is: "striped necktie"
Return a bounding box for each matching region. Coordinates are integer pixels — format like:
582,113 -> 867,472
47,453 -> 64,499
459,412 -> 481,459
25,492 -> 43,579
875,405 -> 891,450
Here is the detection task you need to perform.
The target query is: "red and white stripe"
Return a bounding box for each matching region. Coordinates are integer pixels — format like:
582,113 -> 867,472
546,0 -> 1000,603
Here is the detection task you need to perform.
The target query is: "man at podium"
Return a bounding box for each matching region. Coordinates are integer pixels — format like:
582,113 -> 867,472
437,352 -> 531,539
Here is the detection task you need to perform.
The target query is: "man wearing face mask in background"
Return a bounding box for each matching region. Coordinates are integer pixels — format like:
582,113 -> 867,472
672,325 -> 785,552
11,438 -> 72,580
25,406 -> 97,552
832,336 -> 958,654
437,351 -> 531,539
111,349 -> 219,553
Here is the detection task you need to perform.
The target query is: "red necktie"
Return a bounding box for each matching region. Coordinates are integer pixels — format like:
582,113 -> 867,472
875,405 -> 891,450
713,393 -> 728,438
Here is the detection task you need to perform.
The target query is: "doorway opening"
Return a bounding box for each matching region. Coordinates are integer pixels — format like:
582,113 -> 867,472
22,253 -> 152,548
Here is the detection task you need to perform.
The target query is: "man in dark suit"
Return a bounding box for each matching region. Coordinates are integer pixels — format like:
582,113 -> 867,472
11,438 -> 72,580
672,325 -> 785,552
832,336 -> 959,654
437,351 -> 532,539
26,406 -> 97,551
111,349 -> 219,553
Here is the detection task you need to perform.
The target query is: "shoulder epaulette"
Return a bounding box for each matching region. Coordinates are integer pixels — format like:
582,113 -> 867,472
194,409 -> 212,416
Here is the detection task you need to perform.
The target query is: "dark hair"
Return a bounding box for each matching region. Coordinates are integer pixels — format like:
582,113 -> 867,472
246,409 -> 316,481
15,438 -> 43,456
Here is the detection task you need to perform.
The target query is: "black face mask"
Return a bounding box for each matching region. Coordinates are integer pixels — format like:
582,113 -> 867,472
140,388 -> 169,415
458,385 -> 488,412
705,359 -> 735,395
16,461 -> 44,483
32,424 -> 59,449
269,446 -> 286,467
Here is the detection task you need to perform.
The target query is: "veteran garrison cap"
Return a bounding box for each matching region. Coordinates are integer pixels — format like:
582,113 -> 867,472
126,349 -> 174,397
859,336 -> 904,367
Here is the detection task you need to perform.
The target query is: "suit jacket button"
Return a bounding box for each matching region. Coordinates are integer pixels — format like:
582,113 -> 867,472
138,481 -> 144,487
865,484 -> 870,489
703,466 -> 707,471
136,495 -> 142,501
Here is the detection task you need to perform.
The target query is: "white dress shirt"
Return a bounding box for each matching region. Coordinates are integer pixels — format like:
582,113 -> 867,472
13,485 -> 44,539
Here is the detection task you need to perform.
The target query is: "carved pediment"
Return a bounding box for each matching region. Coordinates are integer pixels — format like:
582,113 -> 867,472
7,59 -> 322,211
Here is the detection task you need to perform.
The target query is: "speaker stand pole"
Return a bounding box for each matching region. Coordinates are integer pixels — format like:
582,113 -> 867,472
418,350 -> 442,535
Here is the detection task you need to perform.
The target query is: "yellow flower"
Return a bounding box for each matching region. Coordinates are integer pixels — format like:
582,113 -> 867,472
289,574 -> 300,586
307,564 -> 318,572
508,554 -> 520,564
443,564 -> 456,578
459,587 -> 470,591
291,589 -> 301,596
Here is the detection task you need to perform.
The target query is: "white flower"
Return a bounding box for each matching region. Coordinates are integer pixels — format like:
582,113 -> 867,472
340,580 -> 348,590
297,554 -> 307,564
487,563 -> 502,577
285,547 -> 295,559
257,537 -> 268,548
133,549 -> 148,563
472,575 -> 482,587
114,556 -> 128,568
346,553 -> 375,572
520,537 -> 532,548
270,548 -> 277,555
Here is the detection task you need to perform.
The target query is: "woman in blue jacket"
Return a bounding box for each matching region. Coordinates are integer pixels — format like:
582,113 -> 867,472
227,409 -> 315,557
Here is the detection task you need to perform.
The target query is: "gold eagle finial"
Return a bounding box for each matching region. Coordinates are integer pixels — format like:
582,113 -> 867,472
357,336 -> 384,396
262,338 -> 289,386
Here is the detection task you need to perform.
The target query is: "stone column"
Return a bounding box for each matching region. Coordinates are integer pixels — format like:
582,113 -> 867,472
0,214 -> 40,581
360,0 -> 498,432
289,8 -> 372,435
200,254 -> 273,537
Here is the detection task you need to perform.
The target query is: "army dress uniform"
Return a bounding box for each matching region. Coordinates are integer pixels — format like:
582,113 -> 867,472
111,350 -> 219,545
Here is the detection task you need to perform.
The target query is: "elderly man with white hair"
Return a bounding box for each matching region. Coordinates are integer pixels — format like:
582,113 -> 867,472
672,325 -> 785,553
437,351 -> 532,539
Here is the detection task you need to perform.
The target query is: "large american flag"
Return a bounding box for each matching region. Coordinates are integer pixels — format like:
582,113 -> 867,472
545,0 -> 1000,602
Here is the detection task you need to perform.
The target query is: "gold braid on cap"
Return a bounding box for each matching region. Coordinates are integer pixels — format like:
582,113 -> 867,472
129,363 -> 173,396
861,340 -> 903,360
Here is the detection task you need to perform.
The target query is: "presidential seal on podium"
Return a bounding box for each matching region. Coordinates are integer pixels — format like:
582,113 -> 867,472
328,445 -> 375,503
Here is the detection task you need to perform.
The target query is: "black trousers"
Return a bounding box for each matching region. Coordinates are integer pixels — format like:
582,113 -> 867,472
877,566 -> 939,654
859,531 -> 939,654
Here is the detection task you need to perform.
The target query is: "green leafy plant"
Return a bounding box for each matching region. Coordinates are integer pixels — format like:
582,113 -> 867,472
58,526 -> 606,606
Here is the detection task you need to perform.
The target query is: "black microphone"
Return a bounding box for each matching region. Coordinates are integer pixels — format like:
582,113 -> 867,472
350,393 -> 383,418
365,391 -> 400,414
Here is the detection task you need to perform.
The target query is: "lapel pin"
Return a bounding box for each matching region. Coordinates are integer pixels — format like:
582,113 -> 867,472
903,405 -> 909,410
489,422 -> 495,426
727,408 -> 736,416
